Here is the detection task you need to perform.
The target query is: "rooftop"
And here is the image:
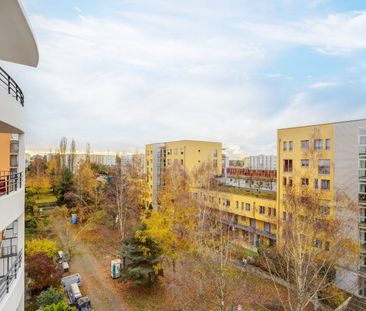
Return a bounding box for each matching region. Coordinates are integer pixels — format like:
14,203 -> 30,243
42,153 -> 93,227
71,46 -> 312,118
214,185 -> 277,201
278,118 -> 366,131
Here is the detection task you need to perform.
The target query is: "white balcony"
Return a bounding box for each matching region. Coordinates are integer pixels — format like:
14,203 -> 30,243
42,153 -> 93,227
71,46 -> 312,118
0,173 -> 24,232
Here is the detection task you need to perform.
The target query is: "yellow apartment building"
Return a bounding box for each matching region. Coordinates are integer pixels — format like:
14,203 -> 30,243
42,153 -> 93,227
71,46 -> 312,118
145,140 -> 222,207
278,119 -> 366,297
194,187 -> 277,246
145,119 -> 366,297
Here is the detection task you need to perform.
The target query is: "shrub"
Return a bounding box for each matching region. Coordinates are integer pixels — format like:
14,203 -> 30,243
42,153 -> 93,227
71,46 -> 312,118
43,302 -> 77,311
26,253 -> 62,291
36,287 -> 65,308
26,239 -> 58,258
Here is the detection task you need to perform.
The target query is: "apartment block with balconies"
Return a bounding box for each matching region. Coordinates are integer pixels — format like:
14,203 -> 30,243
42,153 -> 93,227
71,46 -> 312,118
0,1 -> 38,310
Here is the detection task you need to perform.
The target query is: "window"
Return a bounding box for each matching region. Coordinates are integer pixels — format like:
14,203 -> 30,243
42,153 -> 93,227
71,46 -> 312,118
315,239 -> 322,248
181,159 -> 184,165
259,206 -> 265,214
167,159 -> 171,165
241,202 -> 244,210
241,216 -> 246,222
314,139 -> 323,150
236,201 -> 239,209
301,159 -> 309,168
361,136 -> 366,145
264,222 -> 271,233
284,159 -> 293,172
301,140 -> 309,149
283,211 -> 287,221
268,207 -> 272,216
180,148 -> 184,155
301,178 -> 309,186
360,183 -> 366,193
250,218 -> 256,228
198,149 -> 201,153
283,141 -> 287,151
320,200 -> 330,215
321,179 -> 330,191
325,139 -> 331,150
325,241 -> 330,251
273,208 -> 276,217
245,203 -> 250,211
174,149 -> 178,155
283,177 -> 287,186
167,149 -> 172,155
289,141 -> 293,151
213,149 -> 218,157
314,178 -> 319,189
318,159 -> 330,175
288,178 -> 293,187
213,159 -> 218,168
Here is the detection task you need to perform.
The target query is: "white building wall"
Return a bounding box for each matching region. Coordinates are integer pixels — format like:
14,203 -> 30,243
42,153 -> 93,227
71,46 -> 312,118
334,120 -> 366,295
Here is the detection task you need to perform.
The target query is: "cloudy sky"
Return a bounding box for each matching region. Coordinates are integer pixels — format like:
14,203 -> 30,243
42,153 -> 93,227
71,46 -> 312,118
5,0 -> 366,157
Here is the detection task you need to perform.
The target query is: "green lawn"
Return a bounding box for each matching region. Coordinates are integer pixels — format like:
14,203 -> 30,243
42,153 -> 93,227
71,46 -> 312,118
35,194 -> 57,206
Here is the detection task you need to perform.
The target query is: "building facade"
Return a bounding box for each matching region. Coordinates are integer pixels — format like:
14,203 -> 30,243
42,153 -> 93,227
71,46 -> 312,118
146,119 -> 366,297
277,119 -> 366,296
0,1 -> 38,310
145,140 -> 222,207
243,155 -> 277,170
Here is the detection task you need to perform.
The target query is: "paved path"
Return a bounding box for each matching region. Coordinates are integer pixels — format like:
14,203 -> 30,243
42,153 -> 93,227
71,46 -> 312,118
51,216 -> 130,311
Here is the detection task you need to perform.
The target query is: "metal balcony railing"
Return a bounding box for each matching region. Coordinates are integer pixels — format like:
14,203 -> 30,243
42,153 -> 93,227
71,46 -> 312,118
0,172 -> 23,195
0,246 -> 17,259
0,67 -> 24,106
0,251 -> 22,302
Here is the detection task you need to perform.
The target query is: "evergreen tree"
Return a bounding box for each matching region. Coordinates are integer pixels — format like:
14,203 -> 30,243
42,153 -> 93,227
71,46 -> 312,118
57,167 -> 74,204
121,224 -> 163,287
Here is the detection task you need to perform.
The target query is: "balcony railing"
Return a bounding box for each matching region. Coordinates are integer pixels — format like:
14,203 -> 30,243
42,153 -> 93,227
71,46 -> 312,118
0,172 -> 23,195
0,67 -> 24,106
0,251 -> 22,302
0,246 -> 17,259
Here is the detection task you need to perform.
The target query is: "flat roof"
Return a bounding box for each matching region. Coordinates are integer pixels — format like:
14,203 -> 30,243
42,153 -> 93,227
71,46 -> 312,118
278,118 -> 366,131
146,139 -> 222,145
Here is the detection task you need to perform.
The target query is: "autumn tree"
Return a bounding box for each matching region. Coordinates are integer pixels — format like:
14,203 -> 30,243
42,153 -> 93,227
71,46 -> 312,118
54,206 -> 105,258
142,162 -> 197,271
59,137 -> 68,170
69,139 -> 76,174
261,183 -> 359,311
26,253 -> 62,291
106,153 -> 145,241
74,159 -> 98,209
25,239 -> 58,258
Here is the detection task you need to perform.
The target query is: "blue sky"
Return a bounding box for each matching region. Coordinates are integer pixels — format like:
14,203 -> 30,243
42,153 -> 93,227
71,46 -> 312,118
6,0 -> 366,157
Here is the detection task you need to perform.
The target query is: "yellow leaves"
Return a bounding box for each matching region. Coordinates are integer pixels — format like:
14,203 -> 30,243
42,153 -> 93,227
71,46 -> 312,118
76,160 -> 98,198
153,262 -> 163,274
27,176 -> 51,192
25,239 -> 58,258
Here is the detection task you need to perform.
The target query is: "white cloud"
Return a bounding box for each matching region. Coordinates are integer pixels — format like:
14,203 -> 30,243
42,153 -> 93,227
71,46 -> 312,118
309,81 -> 340,89
4,3 -> 365,156
239,11 -> 366,55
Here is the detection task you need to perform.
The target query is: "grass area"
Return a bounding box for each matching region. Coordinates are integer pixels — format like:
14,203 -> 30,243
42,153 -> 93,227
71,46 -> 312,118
35,195 -> 57,205
215,185 -> 277,200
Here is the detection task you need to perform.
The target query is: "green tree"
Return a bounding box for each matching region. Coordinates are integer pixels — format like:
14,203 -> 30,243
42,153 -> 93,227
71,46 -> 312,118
57,167 -> 74,204
36,287 -> 65,308
121,224 -> 163,287
43,302 -> 77,311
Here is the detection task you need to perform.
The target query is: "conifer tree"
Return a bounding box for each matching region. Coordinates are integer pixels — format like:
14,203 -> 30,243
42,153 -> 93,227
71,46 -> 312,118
121,224 -> 163,287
